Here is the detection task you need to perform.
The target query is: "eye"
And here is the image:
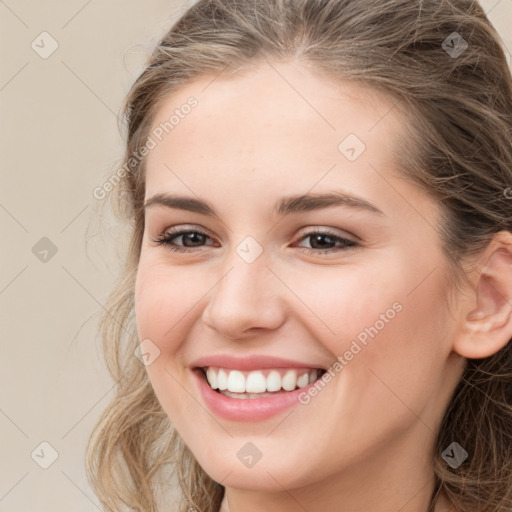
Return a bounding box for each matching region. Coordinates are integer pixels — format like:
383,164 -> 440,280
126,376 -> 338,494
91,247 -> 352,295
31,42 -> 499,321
152,227 -> 358,255
153,227 -> 215,253
293,228 -> 358,254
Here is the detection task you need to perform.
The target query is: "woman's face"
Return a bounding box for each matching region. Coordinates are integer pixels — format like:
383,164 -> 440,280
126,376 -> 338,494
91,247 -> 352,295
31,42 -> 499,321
135,61 -> 466,495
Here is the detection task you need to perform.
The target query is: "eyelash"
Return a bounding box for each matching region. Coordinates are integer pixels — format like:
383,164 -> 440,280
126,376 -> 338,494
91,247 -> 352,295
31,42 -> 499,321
153,227 -> 358,255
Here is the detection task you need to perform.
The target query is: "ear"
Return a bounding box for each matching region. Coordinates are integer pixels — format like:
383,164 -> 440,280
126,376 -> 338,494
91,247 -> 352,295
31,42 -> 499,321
453,230 -> 512,359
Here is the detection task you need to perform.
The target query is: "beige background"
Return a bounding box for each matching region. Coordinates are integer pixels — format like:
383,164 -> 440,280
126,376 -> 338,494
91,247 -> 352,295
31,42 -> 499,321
0,1 -> 510,510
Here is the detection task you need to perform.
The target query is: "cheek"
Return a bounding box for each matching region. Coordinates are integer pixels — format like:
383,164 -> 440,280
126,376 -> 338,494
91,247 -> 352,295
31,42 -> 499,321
300,254 -> 452,396
134,261 -> 203,406
282,262 -> 453,471
134,260 -> 210,425
308,252 -> 450,357
320,261 -> 452,431
284,261 -> 407,355
134,259 -> 205,345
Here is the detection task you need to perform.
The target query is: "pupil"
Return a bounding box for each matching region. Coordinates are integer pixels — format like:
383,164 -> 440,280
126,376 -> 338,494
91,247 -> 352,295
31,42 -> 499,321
312,234 -> 333,249
184,232 -> 203,246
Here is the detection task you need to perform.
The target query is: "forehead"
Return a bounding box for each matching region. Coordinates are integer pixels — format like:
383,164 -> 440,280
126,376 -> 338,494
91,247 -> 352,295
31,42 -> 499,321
144,60 -> 408,204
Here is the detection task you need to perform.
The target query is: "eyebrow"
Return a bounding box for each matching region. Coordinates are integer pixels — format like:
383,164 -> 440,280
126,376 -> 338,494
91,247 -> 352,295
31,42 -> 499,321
143,191 -> 384,217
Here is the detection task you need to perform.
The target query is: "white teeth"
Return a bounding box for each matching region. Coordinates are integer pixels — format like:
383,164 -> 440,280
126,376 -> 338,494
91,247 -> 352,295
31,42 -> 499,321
221,390 -> 282,399
204,367 -> 322,394
297,372 -> 309,388
217,369 -> 228,390
246,371 -> 267,393
227,370 -> 246,393
222,390 -> 250,399
206,367 -> 218,389
266,370 -> 281,392
282,370 -> 297,391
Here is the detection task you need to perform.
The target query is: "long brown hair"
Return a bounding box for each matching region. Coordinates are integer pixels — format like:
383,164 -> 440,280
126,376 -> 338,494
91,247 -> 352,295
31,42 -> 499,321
86,1 -> 512,511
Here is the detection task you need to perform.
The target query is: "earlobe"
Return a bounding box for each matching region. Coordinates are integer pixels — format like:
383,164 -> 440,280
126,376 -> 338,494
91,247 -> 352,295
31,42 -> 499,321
453,231 -> 512,360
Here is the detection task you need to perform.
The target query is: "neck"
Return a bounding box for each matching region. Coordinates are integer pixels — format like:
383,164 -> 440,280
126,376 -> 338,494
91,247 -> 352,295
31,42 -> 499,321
220,487 -> 456,512
217,423 -> 455,512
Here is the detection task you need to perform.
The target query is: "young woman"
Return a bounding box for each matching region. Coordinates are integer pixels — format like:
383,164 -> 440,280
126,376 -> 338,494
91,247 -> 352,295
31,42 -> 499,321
86,1 -> 512,511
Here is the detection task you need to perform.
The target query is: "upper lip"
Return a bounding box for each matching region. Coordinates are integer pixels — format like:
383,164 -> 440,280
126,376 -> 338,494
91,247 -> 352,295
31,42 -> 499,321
191,354 -> 326,371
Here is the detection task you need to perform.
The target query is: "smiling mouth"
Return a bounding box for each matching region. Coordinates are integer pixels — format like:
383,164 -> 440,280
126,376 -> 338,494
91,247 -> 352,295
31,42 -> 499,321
197,366 -> 327,399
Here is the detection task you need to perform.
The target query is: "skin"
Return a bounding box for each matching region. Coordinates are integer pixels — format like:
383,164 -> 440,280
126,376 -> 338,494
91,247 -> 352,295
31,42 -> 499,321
134,60 -> 512,512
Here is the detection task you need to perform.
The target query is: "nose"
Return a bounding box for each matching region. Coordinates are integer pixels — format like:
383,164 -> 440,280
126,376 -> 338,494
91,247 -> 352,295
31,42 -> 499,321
201,253 -> 287,339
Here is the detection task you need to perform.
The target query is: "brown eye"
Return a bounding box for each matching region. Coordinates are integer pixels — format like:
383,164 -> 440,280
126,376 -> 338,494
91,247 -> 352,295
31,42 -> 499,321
295,229 -> 358,254
154,228 -> 214,253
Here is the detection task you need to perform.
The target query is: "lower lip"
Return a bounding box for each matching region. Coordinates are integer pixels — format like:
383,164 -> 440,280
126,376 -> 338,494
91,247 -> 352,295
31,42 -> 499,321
192,368 -> 321,422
